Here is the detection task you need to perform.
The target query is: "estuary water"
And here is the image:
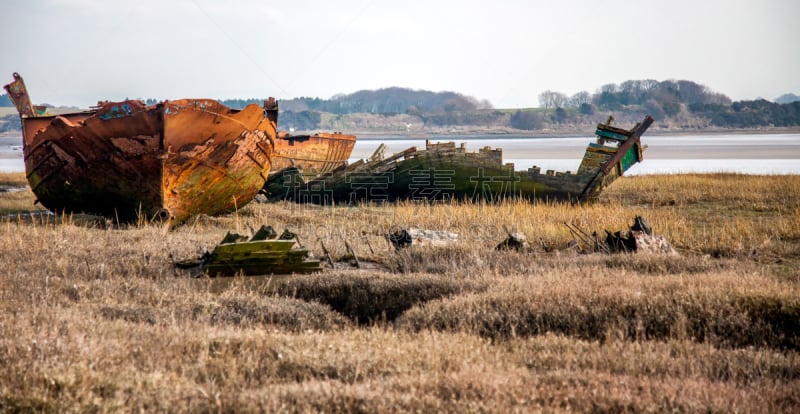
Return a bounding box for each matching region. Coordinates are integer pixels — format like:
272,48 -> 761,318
2,133 -> 799,175
350,133 -> 800,175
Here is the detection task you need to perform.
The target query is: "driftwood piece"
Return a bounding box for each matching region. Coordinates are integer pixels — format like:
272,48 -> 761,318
388,228 -> 459,249
496,232 -> 530,251
319,241 -> 335,268
563,216 -> 676,255
605,216 -> 677,255
632,232 -> 678,255
565,222 -> 608,254
344,240 -> 361,269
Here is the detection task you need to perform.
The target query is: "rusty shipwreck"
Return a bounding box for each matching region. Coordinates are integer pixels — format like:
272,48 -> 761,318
3,73 -> 277,224
264,115 -> 653,204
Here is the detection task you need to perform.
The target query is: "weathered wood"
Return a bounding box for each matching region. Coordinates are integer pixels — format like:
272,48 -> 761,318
220,232 -> 248,244
596,123 -> 633,138
577,116 -> 653,203
202,229 -> 321,276
250,225 -> 278,241
496,232 -> 530,251
320,240 -> 335,267
212,240 -> 296,255
388,228 -> 459,249
344,240 -> 360,269
604,216 -> 677,255
263,116 -> 653,205
595,128 -> 630,142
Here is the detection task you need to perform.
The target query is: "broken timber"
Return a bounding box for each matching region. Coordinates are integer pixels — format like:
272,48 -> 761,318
196,226 -> 322,276
565,216 -> 677,255
388,228 -> 459,249
263,115 -> 653,204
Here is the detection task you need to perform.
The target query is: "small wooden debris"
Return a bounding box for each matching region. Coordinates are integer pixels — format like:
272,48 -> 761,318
279,229 -> 298,241
250,225 -> 278,241
344,240 -> 361,269
178,226 -> 321,277
388,228 -> 459,249
605,216 -> 677,255
631,231 -> 678,255
319,240 -> 335,268
564,216 -> 676,255
564,222 -> 608,254
496,232 -> 530,251
219,231 -> 249,244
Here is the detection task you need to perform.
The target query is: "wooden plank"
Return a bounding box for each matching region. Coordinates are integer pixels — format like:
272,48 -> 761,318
596,123 -> 633,137
206,261 -> 321,276
212,240 -> 296,255
595,129 -> 629,141
210,248 -> 310,261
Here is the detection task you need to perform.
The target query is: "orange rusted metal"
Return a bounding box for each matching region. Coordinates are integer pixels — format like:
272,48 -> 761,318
3,73 -> 278,225
271,131 -> 356,176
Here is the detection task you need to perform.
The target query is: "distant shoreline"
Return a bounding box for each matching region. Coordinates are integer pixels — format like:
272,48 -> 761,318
4,126 -> 800,140
313,126 -> 800,140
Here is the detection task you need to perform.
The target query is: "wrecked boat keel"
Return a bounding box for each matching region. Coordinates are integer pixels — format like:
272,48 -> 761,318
263,116 -> 653,204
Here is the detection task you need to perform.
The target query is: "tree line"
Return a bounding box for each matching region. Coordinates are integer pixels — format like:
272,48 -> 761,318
511,80 -> 800,130
2,81 -> 799,131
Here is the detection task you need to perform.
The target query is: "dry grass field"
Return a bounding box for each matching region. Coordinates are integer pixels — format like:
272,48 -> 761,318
1,172 -> 799,412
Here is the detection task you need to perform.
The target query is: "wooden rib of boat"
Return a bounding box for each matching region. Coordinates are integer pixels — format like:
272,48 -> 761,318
271,131 -> 356,176
3,72 -> 277,224
263,115 -> 653,204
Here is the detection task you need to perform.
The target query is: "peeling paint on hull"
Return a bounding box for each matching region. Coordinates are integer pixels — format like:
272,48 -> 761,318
4,73 -> 278,225
271,132 -> 356,176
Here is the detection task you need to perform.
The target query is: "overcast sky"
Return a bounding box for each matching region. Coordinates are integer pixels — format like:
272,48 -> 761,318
2,0 -> 798,108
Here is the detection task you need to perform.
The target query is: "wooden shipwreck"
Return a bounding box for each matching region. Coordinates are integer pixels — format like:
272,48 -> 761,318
272,131 -> 357,176
4,73 -> 278,224
264,115 -> 653,204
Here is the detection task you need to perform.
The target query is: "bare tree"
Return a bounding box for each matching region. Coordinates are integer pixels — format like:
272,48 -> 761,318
567,91 -> 591,107
538,90 -> 569,109
599,83 -> 617,94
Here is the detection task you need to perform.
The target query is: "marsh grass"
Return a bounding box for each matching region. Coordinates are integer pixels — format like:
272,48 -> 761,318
398,270 -> 800,349
0,173 -> 46,215
277,271 -> 489,324
1,172 -> 799,412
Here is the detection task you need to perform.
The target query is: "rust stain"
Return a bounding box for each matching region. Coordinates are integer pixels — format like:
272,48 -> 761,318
3,73 -> 278,225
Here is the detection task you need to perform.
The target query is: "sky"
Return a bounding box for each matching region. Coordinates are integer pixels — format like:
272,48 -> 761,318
1,0 -> 798,108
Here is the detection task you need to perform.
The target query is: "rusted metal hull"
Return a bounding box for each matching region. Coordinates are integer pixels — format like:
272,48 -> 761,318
4,73 -> 277,224
264,116 -> 653,204
271,132 -> 356,176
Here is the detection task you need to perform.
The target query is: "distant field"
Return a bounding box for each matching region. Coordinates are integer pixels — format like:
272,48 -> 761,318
0,173 -> 799,412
